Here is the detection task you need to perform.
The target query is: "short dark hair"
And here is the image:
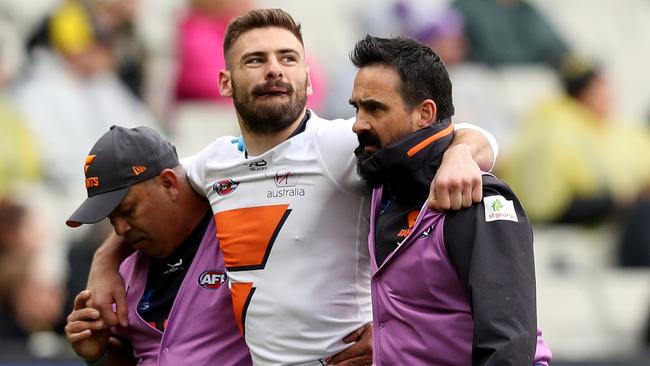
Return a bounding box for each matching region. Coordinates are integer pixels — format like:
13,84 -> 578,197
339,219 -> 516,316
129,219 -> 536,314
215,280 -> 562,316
350,35 -> 454,120
223,8 -> 304,67
559,54 -> 600,98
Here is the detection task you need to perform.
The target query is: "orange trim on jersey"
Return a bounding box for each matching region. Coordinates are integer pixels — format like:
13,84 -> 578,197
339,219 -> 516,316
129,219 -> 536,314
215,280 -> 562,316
214,205 -> 291,270
406,124 -> 454,157
230,282 -> 254,334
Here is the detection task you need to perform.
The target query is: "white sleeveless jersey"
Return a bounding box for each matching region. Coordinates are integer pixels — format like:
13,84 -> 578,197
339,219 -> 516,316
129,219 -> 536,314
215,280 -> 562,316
186,113 -> 372,365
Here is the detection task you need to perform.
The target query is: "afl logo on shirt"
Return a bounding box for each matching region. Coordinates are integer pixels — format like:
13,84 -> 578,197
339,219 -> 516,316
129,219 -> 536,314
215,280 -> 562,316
213,179 -> 238,196
198,269 -> 227,289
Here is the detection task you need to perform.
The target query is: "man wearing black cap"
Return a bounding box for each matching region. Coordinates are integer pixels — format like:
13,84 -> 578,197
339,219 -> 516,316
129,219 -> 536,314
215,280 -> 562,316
64,126 -> 252,365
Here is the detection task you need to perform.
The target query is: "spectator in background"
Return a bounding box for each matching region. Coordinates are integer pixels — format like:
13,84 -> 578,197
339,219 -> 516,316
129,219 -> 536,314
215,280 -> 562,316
452,0 -> 570,69
0,96 -> 40,195
499,56 -> 650,263
0,197 -> 64,340
10,0 -> 158,199
29,0 -> 146,98
394,2 -> 468,67
393,2 -> 513,146
174,0 -> 328,111
0,15 -> 42,195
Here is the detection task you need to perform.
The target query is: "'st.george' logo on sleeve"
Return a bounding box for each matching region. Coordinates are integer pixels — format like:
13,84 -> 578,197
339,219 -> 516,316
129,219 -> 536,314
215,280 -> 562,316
484,195 -> 518,222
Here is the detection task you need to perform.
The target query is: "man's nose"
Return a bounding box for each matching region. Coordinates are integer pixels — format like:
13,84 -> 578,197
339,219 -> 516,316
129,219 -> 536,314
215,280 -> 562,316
265,57 -> 283,80
111,217 -> 131,236
352,114 -> 370,134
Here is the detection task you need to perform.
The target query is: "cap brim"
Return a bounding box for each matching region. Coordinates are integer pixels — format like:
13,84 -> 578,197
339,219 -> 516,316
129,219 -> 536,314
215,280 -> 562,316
66,187 -> 130,228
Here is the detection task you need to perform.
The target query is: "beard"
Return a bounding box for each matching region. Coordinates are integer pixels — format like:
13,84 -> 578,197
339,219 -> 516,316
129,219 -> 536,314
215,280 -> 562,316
354,131 -> 385,188
232,78 -> 308,135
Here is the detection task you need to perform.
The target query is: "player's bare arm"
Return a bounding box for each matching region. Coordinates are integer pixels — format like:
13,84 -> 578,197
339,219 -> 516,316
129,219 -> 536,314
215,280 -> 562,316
86,232 -> 133,327
326,322 -> 373,366
429,127 -> 495,210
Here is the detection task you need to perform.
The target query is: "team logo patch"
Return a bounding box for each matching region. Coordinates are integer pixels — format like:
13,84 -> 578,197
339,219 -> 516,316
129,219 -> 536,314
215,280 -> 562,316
213,179 -> 239,196
84,155 -> 96,174
198,269 -> 227,289
484,195 -> 518,222
132,165 -> 146,175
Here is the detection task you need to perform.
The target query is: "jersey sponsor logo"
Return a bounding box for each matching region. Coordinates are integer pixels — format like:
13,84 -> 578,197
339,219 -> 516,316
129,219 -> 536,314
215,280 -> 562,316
213,179 -> 239,196
247,159 -> 268,171
484,195 -> 518,222
198,269 -> 227,289
270,169 -> 299,187
264,170 -> 304,198
266,187 -> 305,198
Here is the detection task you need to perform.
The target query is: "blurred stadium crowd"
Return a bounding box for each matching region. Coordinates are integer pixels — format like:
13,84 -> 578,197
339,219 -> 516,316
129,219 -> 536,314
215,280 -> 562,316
0,0 -> 649,364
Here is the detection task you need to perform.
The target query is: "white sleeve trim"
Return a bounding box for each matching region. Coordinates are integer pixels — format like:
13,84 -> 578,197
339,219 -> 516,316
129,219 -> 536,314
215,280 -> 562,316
454,122 -> 499,171
180,154 -> 207,197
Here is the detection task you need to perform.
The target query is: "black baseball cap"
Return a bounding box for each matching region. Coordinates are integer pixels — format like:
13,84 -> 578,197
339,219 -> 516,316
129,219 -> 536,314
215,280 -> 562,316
66,125 -> 179,228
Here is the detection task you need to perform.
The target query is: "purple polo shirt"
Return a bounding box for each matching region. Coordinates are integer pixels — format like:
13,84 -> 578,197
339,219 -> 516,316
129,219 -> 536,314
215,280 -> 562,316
116,220 -> 252,365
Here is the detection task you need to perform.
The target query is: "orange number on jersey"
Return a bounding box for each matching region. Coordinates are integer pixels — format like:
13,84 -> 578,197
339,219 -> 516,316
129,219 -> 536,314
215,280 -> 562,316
214,204 -> 291,333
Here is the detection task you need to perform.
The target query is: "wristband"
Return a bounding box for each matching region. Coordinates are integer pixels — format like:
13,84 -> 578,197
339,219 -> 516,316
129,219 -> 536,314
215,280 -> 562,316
85,346 -> 109,366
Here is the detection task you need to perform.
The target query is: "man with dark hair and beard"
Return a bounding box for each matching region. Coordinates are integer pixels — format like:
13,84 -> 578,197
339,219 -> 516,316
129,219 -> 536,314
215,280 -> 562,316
85,9 -> 499,366
349,34 -> 552,366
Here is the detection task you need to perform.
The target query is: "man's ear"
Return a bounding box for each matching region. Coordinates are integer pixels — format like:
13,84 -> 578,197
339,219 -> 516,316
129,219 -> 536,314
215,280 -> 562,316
416,99 -> 437,128
305,65 -> 313,96
218,69 -> 233,97
159,169 -> 180,200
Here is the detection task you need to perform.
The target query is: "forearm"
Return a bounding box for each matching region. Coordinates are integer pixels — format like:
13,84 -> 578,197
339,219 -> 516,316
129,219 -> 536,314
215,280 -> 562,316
88,232 -> 133,287
452,124 -> 497,172
86,232 -> 133,327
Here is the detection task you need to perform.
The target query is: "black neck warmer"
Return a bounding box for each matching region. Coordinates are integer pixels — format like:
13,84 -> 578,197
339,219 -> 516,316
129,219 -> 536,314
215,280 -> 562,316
358,118 -> 454,201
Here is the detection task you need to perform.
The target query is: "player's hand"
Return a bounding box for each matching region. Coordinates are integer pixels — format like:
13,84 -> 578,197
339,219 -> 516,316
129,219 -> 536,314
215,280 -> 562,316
87,234 -> 130,327
325,322 -> 373,366
65,290 -> 111,362
428,143 -> 482,210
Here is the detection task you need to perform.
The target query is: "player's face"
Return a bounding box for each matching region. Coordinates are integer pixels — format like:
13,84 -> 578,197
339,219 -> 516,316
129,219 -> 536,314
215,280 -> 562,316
350,64 -> 418,163
220,27 -> 313,135
108,179 -> 176,258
